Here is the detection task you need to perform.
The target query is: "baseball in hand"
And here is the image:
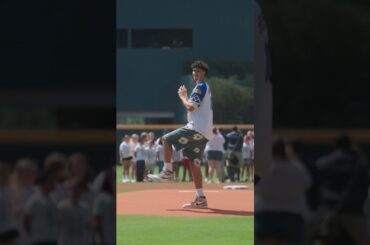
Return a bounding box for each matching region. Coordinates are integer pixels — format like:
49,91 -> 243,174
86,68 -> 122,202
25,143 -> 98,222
178,85 -> 187,98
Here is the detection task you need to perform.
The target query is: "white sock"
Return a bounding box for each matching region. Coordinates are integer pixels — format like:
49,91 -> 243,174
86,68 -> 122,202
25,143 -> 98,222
163,162 -> 173,171
196,188 -> 204,197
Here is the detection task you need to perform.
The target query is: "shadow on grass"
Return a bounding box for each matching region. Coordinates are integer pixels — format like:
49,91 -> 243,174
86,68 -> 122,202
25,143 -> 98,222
166,208 -> 253,217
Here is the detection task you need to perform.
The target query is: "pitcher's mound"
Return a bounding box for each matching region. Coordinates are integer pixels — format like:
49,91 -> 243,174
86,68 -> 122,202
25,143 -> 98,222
117,189 -> 253,217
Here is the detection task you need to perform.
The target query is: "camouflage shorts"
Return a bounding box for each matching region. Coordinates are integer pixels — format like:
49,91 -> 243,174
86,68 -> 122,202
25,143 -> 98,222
164,127 -> 208,165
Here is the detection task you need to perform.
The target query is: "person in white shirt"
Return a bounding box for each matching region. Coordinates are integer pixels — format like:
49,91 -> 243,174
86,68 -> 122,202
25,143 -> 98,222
0,162 -> 18,243
57,178 -> 92,245
156,137 -> 165,173
93,169 -> 115,245
10,158 -> 37,245
24,172 -> 58,245
135,135 -> 147,182
149,60 -> 213,209
242,132 -> 254,182
145,138 -> 157,179
44,152 -> 69,204
255,139 -> 311,245
119,135 -> 132,183
205,128 -> 225,184
129,134 -> 139,182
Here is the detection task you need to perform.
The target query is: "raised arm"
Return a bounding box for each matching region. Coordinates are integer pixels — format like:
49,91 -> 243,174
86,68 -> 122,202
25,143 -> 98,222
178,85 -> 195,112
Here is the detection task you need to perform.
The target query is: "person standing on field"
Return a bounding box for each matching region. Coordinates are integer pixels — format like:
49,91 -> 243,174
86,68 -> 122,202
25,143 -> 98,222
148,60 -> 213,209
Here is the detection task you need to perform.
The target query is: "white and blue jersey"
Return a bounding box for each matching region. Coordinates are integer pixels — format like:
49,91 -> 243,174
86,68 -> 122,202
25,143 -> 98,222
187,81 -> 213,140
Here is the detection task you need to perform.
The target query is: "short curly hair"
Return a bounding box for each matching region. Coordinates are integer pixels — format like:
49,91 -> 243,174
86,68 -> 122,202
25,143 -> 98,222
191,60 -> 209,74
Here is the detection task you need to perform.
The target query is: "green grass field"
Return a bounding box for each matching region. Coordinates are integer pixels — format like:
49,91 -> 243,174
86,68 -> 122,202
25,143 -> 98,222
116,189 -> 143,194
117,215 -> 254,245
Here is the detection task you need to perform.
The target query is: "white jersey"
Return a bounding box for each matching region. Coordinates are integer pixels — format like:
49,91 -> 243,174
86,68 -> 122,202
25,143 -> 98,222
57,199 -> 92,245
93,192 -> 115,245
187,81 -> 213,140
24,190 -> 58,243
156,144 -> 164,162
145,144 -> 157,164
135,144 -> 146,161
119,142 -> 130,160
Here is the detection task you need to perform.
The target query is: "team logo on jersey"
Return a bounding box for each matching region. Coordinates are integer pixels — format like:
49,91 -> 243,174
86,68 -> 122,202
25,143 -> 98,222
193,158 -> 201,167
193,147 -> 200,153
194,89 -> 202,94
178,137 -> 189,145
191,95 -> 201,104
193,134 -> 203,140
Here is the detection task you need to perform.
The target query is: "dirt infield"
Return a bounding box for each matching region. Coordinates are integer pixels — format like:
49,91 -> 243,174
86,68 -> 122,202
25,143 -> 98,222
117,182 -> 254,217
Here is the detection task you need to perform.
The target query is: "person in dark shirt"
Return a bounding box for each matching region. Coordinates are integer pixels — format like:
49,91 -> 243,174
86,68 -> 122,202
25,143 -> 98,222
225,126 -> 244,182
313,134 -> 369,245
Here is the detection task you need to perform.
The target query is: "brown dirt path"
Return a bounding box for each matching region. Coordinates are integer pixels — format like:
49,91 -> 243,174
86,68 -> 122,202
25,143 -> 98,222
117,182 -> 254,217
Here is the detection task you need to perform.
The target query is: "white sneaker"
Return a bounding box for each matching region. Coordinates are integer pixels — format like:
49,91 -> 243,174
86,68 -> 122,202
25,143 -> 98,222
147,170 -> 174,182
182,196 -> 208,209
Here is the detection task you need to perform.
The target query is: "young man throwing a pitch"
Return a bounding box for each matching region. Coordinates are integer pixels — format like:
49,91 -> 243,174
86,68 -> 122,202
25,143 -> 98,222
148,60 -> 213,209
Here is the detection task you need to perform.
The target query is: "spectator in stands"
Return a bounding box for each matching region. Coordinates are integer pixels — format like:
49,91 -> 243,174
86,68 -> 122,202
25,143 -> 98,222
205,127 -> 225,184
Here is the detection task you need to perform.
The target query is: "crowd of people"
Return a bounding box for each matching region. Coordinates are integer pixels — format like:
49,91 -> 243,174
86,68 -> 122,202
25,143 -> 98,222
119,126 -> 255,184
0,152 -> 115,245
255,134 -> 370,245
